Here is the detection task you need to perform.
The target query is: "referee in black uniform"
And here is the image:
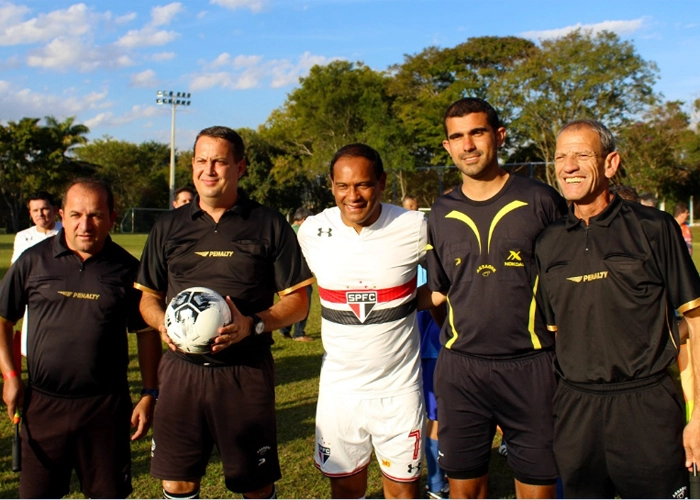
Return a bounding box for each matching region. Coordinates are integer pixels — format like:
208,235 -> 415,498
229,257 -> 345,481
423,98 -> 567,498
136,126 -> 313,499
0,178 -> 161,498
535,119 -> 700,498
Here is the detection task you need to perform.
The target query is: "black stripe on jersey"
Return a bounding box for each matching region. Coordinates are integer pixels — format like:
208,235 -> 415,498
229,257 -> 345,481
321,299 -> 417,325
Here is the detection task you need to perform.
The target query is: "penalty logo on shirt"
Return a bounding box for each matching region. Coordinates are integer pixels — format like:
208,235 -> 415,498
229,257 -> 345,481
346,291 -> 377,323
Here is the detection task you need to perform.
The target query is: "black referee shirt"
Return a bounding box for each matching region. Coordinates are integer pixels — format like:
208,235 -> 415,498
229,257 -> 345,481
426,174 -> 567,357
0,231 -> 146,398
535,195 -> 700,384
135,191 -> 314,366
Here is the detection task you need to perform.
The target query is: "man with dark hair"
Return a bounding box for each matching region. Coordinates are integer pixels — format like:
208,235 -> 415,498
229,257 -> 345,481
402,195 -> 419,212
136,126 -> 313,499
675,201 -> 693,255
280,207 -> 314,342
173,186 -> 195,208
424,97 -> 567,498
11,191 -> 62,263
536,119 -> 700,498
0,178 -> 161,498
298,143 -> 427,499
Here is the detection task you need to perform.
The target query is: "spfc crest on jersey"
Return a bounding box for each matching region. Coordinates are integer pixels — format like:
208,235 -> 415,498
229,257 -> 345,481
346,291 -> 377,322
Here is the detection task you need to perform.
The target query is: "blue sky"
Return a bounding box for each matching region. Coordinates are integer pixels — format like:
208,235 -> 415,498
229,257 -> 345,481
1,0 -> 699,151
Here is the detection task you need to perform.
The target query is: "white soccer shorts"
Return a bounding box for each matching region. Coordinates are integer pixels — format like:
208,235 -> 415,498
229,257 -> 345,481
314,389 -> 425,482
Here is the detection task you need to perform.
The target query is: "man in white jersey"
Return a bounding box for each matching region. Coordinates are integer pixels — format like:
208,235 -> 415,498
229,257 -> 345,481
298,143 -> 427,499
11,191 -> 63,357
11,192 -> 62,264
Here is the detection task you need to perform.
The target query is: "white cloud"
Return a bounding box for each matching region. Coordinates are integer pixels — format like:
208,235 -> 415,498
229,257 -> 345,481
115,12 -> 137,24
210,0 -> 267,14
130,69 -> 159,88
269,51 -> 334,88
114,3 -> 183,49
149,51 -> 176,61
27,36 -> 134,71
84,105 -> 162,128
0,82 -> 111,120
151,3 -> 183,27
189,51 -> 340,91
234,54 -> 262,68
115,28 -> 179,48
521,18 -> 646,40
197,10 -> 208,19
0,3 -> 106,46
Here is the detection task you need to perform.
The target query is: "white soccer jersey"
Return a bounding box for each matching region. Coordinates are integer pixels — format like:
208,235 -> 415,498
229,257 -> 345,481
299,204 -> 427,397
11,223 -> 62,264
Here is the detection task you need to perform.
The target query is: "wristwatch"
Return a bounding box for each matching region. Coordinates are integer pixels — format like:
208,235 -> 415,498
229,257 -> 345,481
250,314 -> 265,335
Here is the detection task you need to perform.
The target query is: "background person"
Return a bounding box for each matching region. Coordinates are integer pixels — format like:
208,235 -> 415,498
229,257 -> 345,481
298,143 -> 427,499
136,126 -> 313,500
11,191 -> 64,358
639,192 -> 658,208
0,178 -> 160,499
424,98 -> 567,499
172,186 -> 195,208
402,194 -> 419,212
11,191 -> 62,264
675,201 -> 693,255
535,119 -> 700,498
280,207 -> 314,342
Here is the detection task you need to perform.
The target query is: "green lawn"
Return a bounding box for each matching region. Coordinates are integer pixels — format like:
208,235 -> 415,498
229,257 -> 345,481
2,228 -> 700,498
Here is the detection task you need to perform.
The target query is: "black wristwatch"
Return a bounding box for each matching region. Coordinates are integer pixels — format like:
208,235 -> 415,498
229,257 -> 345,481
250,314 -> 265,335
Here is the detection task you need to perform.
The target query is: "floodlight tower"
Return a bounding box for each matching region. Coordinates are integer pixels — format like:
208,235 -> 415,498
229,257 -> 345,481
156,90 -> 192,208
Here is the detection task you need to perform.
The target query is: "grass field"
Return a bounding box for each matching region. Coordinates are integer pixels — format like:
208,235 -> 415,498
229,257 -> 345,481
1,229 -> 700,498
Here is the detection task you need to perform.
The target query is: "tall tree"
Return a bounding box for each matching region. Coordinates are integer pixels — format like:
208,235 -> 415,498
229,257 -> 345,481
508,29 -> 659,184
74,138 -> 170,213
0,116 -> 92,231
619,100 -> 700,200
264,60 -> 408,209
389,36 -> 536,166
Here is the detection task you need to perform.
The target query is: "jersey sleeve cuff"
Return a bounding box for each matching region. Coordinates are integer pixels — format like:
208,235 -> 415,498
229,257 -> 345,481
134,283 -> 166,299
278,277 -> 316,296
678,297 -> 700,315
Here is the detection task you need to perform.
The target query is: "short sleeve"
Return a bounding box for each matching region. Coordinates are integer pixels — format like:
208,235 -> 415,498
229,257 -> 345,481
273,217 -> 314,296
0,256 -> 29,323
655,214 -> 700,313
136,220 -> 169,297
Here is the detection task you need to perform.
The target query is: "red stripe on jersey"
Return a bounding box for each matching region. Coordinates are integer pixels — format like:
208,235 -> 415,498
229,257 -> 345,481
318,275 -> 417,303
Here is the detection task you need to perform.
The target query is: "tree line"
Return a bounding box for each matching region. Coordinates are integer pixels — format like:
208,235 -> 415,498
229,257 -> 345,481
2,30 -> 699,232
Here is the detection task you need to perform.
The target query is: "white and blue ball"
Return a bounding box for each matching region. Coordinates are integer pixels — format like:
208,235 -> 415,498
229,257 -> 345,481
165,287 -> 231,354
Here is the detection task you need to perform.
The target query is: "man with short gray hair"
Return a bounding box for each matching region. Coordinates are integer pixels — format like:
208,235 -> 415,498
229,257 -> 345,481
535,119 -> 700,498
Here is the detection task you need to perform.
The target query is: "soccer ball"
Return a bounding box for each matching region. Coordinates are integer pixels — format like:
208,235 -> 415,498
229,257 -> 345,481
165,287 -> 232,354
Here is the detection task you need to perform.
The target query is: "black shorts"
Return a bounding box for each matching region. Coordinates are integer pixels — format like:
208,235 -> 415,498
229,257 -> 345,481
20,387 -> 133,499
435,348 -> 557,485
554,373 -> 687,498
151,350 -> 281,493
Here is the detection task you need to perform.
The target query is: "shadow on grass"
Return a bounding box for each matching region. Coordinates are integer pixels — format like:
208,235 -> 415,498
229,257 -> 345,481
275,353 -> 323,386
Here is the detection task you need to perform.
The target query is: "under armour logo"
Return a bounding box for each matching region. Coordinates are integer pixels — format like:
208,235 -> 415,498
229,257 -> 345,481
318,228 -> 333,237
407,462 -> 422,474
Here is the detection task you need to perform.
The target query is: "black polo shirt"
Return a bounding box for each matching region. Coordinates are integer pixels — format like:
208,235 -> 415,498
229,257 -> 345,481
0,231 -> 146,398
535,195 -> 700,384
426,174 -> 567,357
135,191 -> 314,366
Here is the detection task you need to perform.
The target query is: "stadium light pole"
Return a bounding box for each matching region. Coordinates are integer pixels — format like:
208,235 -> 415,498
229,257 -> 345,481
156,90 -> 192,208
